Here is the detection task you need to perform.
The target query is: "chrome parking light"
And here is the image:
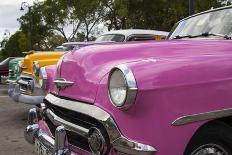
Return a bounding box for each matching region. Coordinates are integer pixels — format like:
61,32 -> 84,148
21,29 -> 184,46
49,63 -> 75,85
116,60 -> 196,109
88,127 -> 108,155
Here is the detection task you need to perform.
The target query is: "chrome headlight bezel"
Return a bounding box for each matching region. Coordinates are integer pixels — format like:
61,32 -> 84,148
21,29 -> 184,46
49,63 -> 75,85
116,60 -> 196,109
39,67 -> 47,90
108,64 -> 138,110
33,61 -> 40,76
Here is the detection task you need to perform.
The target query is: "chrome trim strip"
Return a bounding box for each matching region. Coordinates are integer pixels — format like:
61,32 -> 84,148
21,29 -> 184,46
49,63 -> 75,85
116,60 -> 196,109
45,93 -> 157,155
116,64 -> 138,90
40,67 -> 47,80
39,67 -> 47,90
46,94 -> 110,122
172,108 -> 232,126
113,137 -> 157,155
46,109 -> 89,137
33,61 -> 40,76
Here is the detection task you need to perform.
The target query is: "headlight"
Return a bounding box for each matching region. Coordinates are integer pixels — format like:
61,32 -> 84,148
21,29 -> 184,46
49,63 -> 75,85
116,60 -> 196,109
39,67 -> 47,90
33,61 -> 40,76
9,69 -> 14,76
108,64 -> 137,109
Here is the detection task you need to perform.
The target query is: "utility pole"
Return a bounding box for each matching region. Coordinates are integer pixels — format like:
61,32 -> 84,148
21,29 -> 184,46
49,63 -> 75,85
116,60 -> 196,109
189,0 -> 195,16
20,2 -> 32,50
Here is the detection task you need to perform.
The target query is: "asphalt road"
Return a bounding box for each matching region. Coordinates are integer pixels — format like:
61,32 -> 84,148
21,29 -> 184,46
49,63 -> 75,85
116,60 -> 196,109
0,84 -> 34,155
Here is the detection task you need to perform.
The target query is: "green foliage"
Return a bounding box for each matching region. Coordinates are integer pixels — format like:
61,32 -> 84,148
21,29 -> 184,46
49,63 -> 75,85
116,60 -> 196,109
2,0 -> 228,58
39,33 -> 66,50
18,2 -> 51,50
103,0 -> 225,31
1,31 -> 27,59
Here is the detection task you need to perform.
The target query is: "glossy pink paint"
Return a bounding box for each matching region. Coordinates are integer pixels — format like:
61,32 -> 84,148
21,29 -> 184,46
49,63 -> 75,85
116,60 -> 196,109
44,65 -> 56,93
42,39 -> 232,154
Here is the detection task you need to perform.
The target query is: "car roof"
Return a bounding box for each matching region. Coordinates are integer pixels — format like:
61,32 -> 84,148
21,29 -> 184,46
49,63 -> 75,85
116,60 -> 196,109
102,29 -> 169,37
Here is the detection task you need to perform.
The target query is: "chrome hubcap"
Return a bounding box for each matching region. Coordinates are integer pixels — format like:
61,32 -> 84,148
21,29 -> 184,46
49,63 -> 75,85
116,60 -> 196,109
191,144 -> 229,155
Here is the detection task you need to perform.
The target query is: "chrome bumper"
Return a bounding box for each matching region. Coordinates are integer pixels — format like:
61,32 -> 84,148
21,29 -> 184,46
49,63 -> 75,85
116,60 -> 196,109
25,93 -> 157,155
25,108 -> 69,155
8,74 -> 45,105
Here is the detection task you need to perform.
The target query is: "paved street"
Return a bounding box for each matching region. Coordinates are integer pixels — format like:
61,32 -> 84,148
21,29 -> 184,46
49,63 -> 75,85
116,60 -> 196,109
0,84 -> 34,155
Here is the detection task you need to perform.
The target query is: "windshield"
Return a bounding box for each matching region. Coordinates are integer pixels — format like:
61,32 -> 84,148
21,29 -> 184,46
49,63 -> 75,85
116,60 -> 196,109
95,34 -> 125,42
168,7 -> 232,39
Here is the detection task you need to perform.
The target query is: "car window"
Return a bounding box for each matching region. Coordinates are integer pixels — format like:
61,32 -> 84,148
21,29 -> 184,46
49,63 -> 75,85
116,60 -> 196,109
0,58 -> 10,65
96,34 -> 125,42
127,35 -> 154,41
168,7 -> 232,39
127,34 -> 167,41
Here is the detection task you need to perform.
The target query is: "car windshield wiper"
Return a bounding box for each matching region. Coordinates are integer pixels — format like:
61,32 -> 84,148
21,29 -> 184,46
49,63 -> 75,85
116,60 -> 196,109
190,32 -> 231,40
173,32 -> 231,40
172,35 -> 193,39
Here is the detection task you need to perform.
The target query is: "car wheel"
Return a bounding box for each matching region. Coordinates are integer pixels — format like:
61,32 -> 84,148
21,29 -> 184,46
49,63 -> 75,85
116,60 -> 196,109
184,121 -> 232,155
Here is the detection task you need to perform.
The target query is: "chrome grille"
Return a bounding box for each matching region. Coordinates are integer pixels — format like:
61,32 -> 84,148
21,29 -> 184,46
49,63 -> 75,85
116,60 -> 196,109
43,99 -> 110,153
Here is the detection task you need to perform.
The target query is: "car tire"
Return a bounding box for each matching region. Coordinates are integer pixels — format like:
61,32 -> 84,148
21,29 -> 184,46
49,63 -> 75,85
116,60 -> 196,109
184,121 -> 232,155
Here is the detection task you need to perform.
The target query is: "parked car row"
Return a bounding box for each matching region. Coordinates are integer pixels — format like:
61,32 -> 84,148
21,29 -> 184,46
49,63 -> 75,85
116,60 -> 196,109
6,29 -> 168,105
2,5 -> 232,155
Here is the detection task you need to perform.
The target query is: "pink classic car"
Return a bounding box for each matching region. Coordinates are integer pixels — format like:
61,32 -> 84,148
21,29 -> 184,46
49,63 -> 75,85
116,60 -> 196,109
25,6 -> 232,155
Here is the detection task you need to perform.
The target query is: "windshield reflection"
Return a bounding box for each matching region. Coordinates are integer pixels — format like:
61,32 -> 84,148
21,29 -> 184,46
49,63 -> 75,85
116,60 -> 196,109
169,7 -> 232,39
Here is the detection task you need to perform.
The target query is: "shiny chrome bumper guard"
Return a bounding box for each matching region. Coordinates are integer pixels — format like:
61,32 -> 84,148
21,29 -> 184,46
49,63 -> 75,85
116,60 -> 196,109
8,74 -> 45,105
25,94 -> 157,155
24,108 -> 69,155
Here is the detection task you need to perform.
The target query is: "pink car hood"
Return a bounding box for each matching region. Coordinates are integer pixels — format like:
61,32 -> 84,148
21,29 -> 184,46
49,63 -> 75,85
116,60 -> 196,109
56,40 -> 232,103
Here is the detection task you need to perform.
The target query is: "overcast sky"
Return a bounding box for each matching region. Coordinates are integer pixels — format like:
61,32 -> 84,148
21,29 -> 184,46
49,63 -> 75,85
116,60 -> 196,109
0,0 -> 43,42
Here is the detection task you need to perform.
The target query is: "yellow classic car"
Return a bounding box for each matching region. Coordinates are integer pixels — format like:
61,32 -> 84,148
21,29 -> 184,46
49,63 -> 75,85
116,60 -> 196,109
19,51 -> 63,76
8,50 -> 66,105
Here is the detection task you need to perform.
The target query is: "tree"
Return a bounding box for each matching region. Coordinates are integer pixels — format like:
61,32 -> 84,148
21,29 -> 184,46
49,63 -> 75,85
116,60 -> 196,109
1,31 -> 28,58
39,33 -> 66,50
102,0 -> 226,32
18,2 -> 50,50
41,0 -> 82,41
17,0 -> 227,45
70,0 -> 106,41
102,0 -> 127,30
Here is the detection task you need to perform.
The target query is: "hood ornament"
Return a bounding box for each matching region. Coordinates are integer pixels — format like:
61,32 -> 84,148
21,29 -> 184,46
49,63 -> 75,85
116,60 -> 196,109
54,78 -> 74,90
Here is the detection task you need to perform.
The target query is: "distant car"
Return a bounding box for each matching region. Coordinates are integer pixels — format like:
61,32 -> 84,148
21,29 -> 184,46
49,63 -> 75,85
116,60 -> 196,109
54,45 -> 69,51
6,57 -> 23,83
62,29 -> 169,49
24,6 -> 232,155
0,57 -> 15,83
9,29 -> 168,105
96,29 -> 168,42
8,50 -> 65,104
